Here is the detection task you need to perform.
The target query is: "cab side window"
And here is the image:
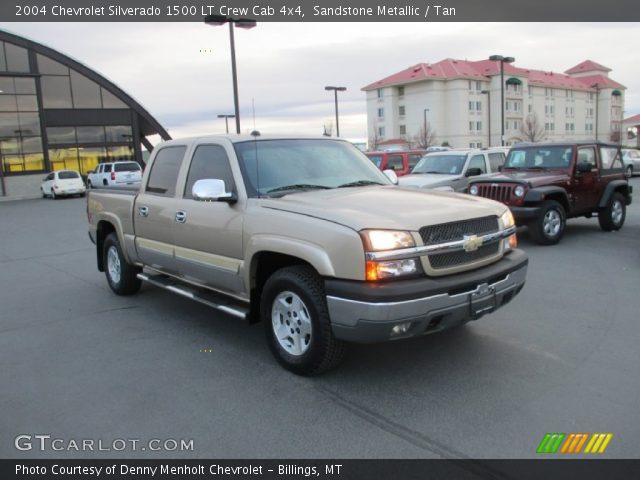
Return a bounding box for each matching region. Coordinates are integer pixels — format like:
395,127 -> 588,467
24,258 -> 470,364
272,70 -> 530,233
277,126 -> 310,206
103,164 -> 112,173
184,145 -> 235,199
387,155 -> 404,171
577,147 -> 596,169
146,146 -> 186,196
468,154 -> 487,173
599,147 -> 623,171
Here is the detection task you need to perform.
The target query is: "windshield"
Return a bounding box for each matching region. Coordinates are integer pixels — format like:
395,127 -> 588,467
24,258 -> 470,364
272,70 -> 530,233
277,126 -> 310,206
58,171 -> 79,179
504,147 -> 572,170
114,162 -> 141,172
412,154 -> 467,174
234,139 -> 391,197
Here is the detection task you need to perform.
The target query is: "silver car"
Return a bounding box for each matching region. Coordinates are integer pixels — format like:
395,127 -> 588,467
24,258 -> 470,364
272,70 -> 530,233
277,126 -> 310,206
622,149 -> 640,176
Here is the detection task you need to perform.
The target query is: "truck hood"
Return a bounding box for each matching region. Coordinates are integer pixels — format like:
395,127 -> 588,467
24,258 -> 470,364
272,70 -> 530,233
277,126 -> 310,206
398,173 -> 460,188
474,171 -> 570,188
259,186 -> 506,232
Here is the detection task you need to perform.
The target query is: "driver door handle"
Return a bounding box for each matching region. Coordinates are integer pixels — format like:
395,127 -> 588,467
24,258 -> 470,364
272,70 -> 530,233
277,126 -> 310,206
138,206 -> 149,217
175,211 -> 187,223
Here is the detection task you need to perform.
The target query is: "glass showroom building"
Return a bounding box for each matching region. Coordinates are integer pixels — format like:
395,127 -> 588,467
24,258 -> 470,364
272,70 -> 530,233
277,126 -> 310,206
0,29 -> 170,198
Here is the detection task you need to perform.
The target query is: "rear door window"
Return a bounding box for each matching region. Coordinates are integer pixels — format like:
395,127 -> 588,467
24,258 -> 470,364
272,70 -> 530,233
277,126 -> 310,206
488,153 -> 505,172
103,164 -> 112,173
146,146 -> 186,196
599,147 -> 623,171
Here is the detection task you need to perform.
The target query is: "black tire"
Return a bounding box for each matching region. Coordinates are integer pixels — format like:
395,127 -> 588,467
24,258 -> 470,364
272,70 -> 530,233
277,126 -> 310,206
103,232 -> 142,295
598,192 -> 626,231
261,265 -> 346,375
41,188 -> 46,198
79,192 -> 86,198
103,179 -> 108,186
528,200 -> 566,245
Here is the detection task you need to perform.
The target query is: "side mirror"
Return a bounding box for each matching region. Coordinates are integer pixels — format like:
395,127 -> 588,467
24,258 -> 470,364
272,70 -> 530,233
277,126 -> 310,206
192,179 -> 236,203
383,169 -> 399,185
465,167 -> 483,177
576,162 -> 592,174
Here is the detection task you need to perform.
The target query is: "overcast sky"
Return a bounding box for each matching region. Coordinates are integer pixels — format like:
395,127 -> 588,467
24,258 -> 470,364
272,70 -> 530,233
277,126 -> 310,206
1,22 -> 638,141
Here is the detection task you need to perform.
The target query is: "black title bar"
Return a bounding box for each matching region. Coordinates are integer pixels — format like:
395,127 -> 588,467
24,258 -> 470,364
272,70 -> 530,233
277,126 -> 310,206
2,0 -> 640,22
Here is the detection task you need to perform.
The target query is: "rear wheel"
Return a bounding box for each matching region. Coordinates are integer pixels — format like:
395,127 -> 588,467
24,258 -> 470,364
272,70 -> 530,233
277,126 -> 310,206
261,266 -> 346,375
103,232 -> 142,295
598,192 -> 626,231
528,200 -> 565,245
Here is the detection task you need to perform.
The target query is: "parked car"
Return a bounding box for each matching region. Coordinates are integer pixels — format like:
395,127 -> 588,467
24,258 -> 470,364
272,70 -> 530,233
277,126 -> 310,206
365,150 -> 425,176
87,161 -> 142,188
398,148 -> 507,192
88,135 -> 527,375
622,148 -> 640,176
41,170 -> 86,199
468,142 -> 633,245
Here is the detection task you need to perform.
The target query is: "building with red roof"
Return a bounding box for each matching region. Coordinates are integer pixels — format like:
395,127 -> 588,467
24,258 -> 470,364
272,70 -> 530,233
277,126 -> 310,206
363,58 -> 625,148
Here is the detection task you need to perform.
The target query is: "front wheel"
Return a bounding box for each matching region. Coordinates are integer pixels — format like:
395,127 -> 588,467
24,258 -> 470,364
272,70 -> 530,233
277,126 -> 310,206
261,266 -> 346,375
598,192 -> 626,231
528,200 -> 566,245
103,232 -> 142,295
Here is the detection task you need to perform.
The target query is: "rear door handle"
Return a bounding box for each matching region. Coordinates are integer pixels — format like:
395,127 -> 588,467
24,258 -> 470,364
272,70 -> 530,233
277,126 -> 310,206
175,211 -> 187,223
138,206 -> 149,217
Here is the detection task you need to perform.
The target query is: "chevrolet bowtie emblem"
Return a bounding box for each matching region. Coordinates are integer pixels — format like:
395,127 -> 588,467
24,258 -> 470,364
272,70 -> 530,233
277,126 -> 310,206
463,235 -> 483,252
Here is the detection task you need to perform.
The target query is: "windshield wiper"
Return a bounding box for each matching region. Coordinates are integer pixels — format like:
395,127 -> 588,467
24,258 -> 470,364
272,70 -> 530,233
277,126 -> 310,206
337,180 -> 384,188
416,171 -> 445,174
266,184 -> 331,194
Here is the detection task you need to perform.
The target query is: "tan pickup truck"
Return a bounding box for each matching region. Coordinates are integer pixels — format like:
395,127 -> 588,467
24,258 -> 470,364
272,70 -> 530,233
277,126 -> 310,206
87,135 -> 528,375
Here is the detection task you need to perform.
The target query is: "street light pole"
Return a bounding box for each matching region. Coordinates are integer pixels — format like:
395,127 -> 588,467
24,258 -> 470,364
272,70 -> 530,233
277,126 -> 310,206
423,108 -> 430,147
205,15 -> 256,134
324,86 -> 346,137
481,90 -> 491,147
217,114 -> 235,134
489,55 -> 515,146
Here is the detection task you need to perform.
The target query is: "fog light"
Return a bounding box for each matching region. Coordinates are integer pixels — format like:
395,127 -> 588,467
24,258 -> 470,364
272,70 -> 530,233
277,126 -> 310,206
505,233 -> 518,251
391,322 -> 412,336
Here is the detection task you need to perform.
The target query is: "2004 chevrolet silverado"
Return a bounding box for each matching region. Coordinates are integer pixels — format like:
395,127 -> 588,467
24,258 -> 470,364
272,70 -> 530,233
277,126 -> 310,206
87,135 -> 528,375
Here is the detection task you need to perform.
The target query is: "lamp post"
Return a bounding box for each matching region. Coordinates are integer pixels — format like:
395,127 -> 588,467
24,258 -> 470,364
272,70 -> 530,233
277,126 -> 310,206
489,55 -> 515,146
590,83 -> 600,141
217,114 -> 235,134
205,15 -> 256,134
423,108 -> 430,146
481,90 -> 491,147
324,86 -> 346,137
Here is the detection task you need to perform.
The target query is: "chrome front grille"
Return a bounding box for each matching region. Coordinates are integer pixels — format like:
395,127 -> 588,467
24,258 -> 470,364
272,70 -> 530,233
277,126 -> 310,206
476,183 -> 514,203
419,216 -> 501,271
428,242 -> 500,269
420,216 -> 499,245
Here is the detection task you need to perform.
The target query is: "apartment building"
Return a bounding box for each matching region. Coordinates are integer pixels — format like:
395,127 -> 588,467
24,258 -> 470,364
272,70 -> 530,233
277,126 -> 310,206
362,58 -> 625,148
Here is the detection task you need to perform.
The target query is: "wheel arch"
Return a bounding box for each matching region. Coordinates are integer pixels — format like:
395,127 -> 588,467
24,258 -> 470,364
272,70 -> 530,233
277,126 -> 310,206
599,180 -> 631,208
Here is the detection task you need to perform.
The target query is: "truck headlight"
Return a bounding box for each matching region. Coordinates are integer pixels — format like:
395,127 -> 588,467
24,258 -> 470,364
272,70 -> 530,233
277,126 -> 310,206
469,184 -> 479,195
514,185 -> 525,197
366,259 -> 418,281
500,209 -> 515,229
500,209 -> 517,251
360,230 -> 415,251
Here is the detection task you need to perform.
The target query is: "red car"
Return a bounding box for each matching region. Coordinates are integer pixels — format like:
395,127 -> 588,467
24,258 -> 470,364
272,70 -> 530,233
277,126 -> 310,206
365,150 -> 425,176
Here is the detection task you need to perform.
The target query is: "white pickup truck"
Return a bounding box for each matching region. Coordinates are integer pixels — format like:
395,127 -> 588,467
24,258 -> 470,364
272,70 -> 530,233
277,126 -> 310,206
87,135 -> 528,375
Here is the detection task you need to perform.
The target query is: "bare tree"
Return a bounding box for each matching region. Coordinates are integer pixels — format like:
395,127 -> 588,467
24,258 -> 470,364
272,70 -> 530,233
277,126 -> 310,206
368,124 -> 381,151
514,113 -> 546,143
413,123 -> 437,149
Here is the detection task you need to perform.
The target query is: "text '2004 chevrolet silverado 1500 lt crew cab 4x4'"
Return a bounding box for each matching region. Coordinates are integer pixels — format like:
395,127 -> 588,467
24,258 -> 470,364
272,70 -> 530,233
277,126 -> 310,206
88,135 -> 528,375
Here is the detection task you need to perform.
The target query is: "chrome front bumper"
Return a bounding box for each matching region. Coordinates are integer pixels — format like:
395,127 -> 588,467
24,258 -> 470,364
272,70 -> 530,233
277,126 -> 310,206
326,253 -> 527,343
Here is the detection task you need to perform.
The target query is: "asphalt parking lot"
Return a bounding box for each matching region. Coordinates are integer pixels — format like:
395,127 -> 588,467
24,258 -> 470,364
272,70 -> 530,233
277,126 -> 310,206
1,179 -> 639,459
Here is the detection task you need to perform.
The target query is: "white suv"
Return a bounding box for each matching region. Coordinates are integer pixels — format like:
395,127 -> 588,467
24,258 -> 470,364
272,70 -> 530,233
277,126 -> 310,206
398,148 -> 507,192
87,161 -> 142,188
